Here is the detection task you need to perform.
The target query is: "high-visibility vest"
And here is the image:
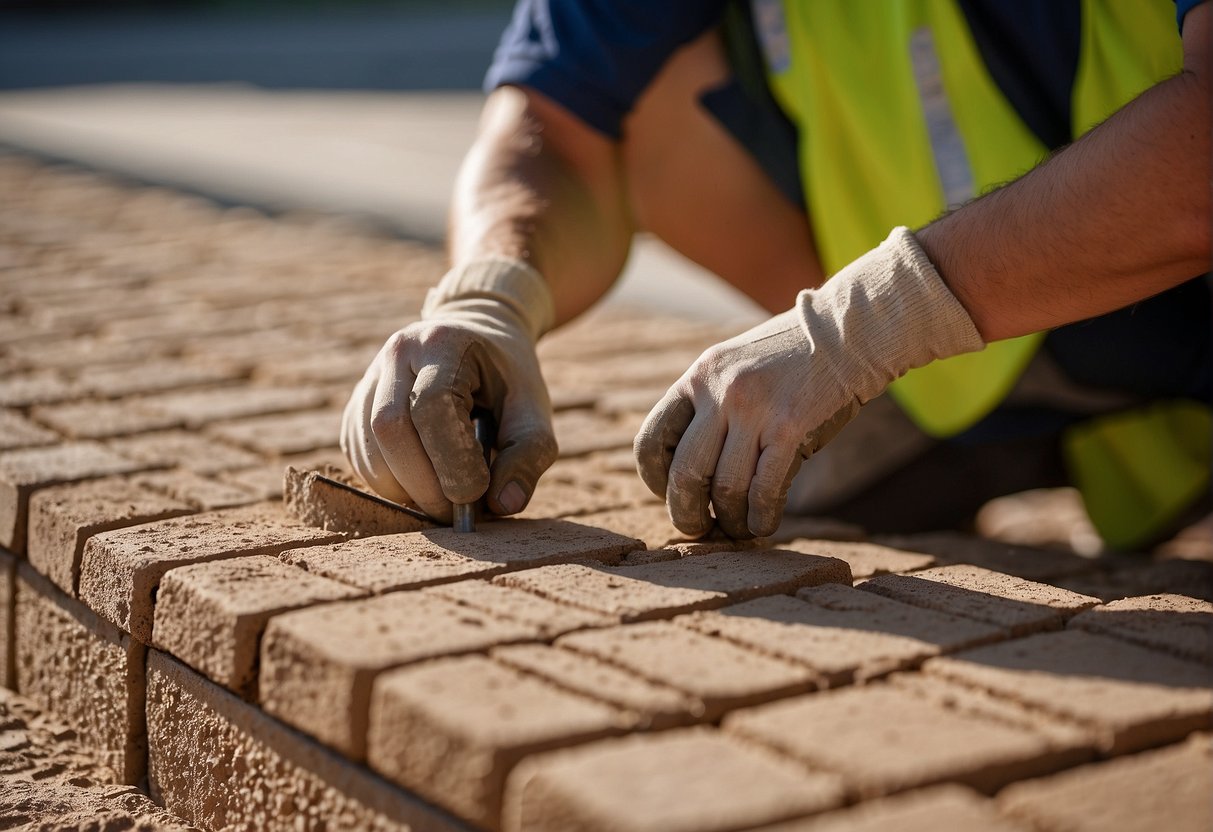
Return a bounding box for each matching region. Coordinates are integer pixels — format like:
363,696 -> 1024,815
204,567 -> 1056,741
757,0 -> 1208,548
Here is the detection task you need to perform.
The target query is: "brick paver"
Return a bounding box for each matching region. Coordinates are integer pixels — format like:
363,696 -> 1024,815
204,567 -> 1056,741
1067,593 -> 1212,664
369,655 -> 630,829
778,538 -> 935,580
754,785 -> 1031,832
106,430 -> 262,474
504,728 -> 845,832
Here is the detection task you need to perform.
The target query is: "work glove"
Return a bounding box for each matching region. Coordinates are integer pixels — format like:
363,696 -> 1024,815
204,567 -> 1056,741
341,257 -> 557,523
634,226 -> 985,539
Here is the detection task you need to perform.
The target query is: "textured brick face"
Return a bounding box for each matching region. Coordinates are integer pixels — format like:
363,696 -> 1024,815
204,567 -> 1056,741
27,477 -> 192,595
1067,593 -> 1213,664
77,503 -> 343,642
368,655 -> 630,829
557,621 -> 817,719
924,630 -> 1213,754
259,590 -> 543,760
724,678 -> 1094,798
0,441 -> 147,552
504,728 -> 845,832
153,555 -> 364,697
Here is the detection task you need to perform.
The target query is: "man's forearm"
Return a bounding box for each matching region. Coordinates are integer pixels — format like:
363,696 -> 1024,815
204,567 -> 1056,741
448,86 -> 634,327
919,6 -> 1211,342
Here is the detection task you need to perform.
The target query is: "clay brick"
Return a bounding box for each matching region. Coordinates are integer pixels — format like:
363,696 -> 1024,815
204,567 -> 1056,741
610,548 -> 851,601
493,563 -> 726,622
431,580 -> 617,637
504,727 -> 845,832
369,655 -> 630,829
282,466 -> 431,538
924,630 -> 1213,754
78,503 -> 343,642
129,468 -> 260,510
754,785 -> 1030,832
860,565 -> 1099,635
260,590 -> 541,759
106,429 -> 261,474
491,643 -> 699,729
0,369 -> 82,407
997,734 -> 1213,832
14,566 -> 146,784
575,504 -> 693,549
780,539 -> 934,580
678,584 -> 1002,686
0,548 -> 13,689
251,344 -> 378,385
769,515 -> 867,545
874,531 -> 1093,581
281,534 -> 499,593
141,385 -> 331,428
154,555 -> 364,697
205,408 -> 342,456
0,441 -> 146,552
145,650 -> 463,832
80,359 -> 242,399
1068,593 -> 1212,665
27,476 -> 192,595
558,621 -> 815,719
521,468 -> 650,519
31,397 -> 185,439
284,520 -> 640,592
0,408 -> 57,451
553,410 -> 644,458
1058,559 -> 1213,603
725,676 -> 1093,799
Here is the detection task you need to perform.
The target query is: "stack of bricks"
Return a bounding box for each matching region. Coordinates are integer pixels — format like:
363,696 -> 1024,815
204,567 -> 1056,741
2,153 -> 1211,832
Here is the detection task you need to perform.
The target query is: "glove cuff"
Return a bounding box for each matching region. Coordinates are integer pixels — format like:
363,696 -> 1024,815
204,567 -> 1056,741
422,257 -> 555,341
798,226 -> 985,402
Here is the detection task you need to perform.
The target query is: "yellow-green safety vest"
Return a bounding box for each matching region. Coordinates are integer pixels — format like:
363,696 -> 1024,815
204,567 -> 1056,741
759,0 -> 1209,548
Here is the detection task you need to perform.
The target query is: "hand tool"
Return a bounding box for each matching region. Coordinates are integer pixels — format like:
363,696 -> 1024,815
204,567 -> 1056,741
453,407 -> 495,533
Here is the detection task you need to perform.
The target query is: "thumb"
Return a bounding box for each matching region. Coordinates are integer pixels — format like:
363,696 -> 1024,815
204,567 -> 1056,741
485,398 -> 558,516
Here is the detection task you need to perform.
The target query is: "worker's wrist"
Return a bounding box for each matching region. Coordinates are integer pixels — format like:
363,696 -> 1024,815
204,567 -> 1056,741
796,226 -> 985,402
422,257 -> 555,341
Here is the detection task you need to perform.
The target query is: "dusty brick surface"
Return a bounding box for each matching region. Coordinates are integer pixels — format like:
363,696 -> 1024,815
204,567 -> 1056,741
779,538 -> 935,580
369,655 -> 630,829
1057,558 -> 1213,603
430,580 -> 617,637
154,555 -> 364,697
137,385 -> 332,429
678,584 -> 1002,686
78,502 -> 343,642
997,734 -> 1213,832
491,644 -> 699,729
504,727 -> 845,832
0,408 -> 58,451
82,358 -> 243,399
206,408 -> 342,456
753,785 -> 1030,832
725,677 -> 1093,798
106,429 -> 262,474
0,441 -> 147,552
0,369 -> 82,407
146,650 -> 464,832
281,534 -> 501,593
27,476 -> 192,595
925,630 -> 1213,753
260,590 -> 542,759
493,562 -> 726,622
558,621 -> 816,719
861,564 -> 1099,635
31,396 -> 186,439
874,531 -> 1094,581
611,548 -> 851,601
129,467 -> 261,510
1067,594 -> 1213,664
14,566 -> 146,784
574,504 -> 697,549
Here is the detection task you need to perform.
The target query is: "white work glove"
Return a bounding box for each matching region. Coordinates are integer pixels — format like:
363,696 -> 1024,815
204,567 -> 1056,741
634,226 -> 985,539
342,258 -> 557,522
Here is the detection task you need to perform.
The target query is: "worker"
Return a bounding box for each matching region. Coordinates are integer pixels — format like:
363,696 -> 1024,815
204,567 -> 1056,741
342,0 -> 1211,549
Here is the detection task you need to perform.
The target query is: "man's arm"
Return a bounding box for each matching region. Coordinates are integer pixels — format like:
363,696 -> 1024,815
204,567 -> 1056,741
920,2 -> 1211,341
450,86 -> 635,325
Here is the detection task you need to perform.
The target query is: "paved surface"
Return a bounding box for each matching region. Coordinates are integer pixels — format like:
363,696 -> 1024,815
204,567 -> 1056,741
2,157 -> 1211,831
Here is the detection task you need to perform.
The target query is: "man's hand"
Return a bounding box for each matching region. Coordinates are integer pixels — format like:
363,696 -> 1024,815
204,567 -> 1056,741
342,258 -> 557,523
634,227 -> 985,539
